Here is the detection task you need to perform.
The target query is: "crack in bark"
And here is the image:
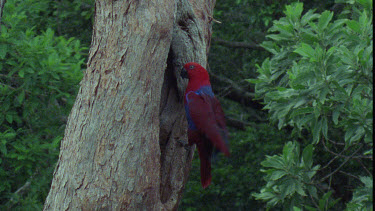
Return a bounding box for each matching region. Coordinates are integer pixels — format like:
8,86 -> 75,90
158,0 -> 213,209
88,37 -> 102,67
94,74 -> 101,96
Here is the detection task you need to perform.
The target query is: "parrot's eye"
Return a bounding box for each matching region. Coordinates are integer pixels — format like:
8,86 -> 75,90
189,65 -> 195,70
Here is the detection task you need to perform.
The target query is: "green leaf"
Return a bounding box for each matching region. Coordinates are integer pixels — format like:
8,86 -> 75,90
282,142 -> 295,159
318,11 -> 333,31
363,149 -> 373,155
293,3 -> 304,19
302,144 -> 313,169
246,79 -> 263,84
270,170 -> 288,180
319,87 -> 330,104
319,191 -> 333,210
301,10 -> 320,26
293,206 -> 302,211
300,28 -> 319,43
0,140 -> 7,155
261,156 -> 285,169
359,176 -> 373,188
273,23 -> 294,37
357,0 -> 373,10
332,109 -> 340,125
294,43 -> 315,59
312,119 -> 322,144
295,181 -> 307,196
332,80 -> 348,95
321,117 -> 328,139
266,34 -> 291,41
18,69 -> 25,78
293,98 -> 307,108
260,41 -> 279,54
284,3 -> 304,21
307,185 -> 318,199
304,205 -> 317,211
0,44 -> 8,59
290,107 -> 314,118
3,131 -> 16,139
347,20 -> 361,33
5,114 -> 13,124
344,126 -> 356,144
326,46 -> 336,57
17,90 -> 25,104
349,127 -> 365,145
281,178 -> 297,197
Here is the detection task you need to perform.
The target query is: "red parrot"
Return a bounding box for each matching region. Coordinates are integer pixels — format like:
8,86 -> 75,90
181,62 -> 230,189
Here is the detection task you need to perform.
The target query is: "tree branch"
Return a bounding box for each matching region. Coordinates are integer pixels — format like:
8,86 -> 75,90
327,138 -> 345,146
6,181 -> 31,210
7,176 -> 33,209
355,158 -> 372,176
226,116 -> 253,130
338,170 -> 361,181
209,72 -> 263,109
319,144 -> 363,183
7,181 -> 31,208
322,137 -> 369,159
309,192 -> 320,210
212,37 -> 265,51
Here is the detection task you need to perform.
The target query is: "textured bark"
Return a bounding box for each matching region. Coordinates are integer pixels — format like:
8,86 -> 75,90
0,0 -> 6,30
44,0 -> 215,210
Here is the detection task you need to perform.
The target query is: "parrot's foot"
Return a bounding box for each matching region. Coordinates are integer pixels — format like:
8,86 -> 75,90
176,139 -> 191,150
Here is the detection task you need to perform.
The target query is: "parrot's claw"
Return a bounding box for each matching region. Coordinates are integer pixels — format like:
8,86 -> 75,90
176,139 -> 191,150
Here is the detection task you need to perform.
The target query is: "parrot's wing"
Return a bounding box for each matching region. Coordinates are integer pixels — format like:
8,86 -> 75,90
211,95 -> 229,144
186,91 -> 230,156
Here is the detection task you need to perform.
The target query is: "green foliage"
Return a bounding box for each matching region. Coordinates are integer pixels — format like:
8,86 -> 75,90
251,1 -> 373,210
0,0 -> 85,208
345,176 -> 373,210
251,1 -> 373,145
252,142 -> 342,210
4,0 -> 94,46
253,142 -> 320,209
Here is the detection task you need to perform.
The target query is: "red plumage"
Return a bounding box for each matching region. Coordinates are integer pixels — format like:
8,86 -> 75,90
182,62 -> 230,188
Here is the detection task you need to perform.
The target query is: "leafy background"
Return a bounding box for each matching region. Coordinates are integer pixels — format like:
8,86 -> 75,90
0,0 -> 372,210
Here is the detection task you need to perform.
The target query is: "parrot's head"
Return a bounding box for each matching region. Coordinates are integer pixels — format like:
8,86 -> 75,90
181,62 -> 210,83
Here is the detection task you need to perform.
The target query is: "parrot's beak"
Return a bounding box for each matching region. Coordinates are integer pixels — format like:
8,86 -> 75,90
181,68 -> 189,79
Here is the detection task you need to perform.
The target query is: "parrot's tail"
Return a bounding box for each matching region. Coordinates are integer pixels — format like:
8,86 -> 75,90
197,140 -> 213,189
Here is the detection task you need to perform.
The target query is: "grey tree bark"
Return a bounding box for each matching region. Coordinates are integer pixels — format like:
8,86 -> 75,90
44,0 -> 215,210
0,0 -> 6,30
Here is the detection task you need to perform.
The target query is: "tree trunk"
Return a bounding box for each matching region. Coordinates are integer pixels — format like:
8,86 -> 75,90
0,0 -> 6,30
43,0 -> 215,210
